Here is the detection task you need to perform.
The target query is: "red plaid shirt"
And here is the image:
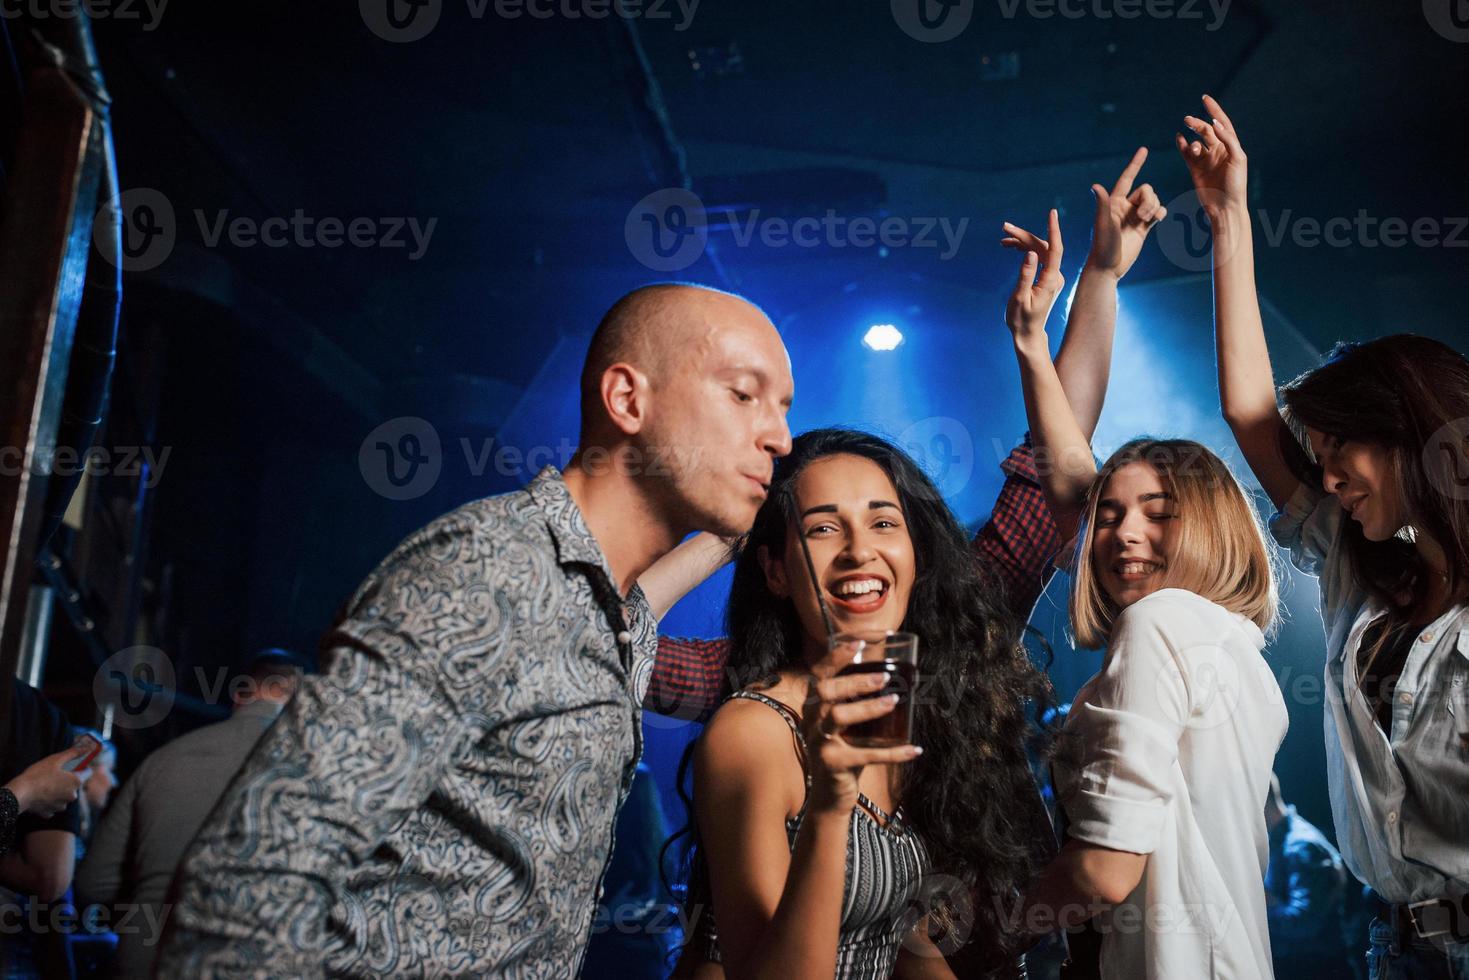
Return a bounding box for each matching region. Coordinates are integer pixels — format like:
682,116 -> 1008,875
643,435 -> 1063,720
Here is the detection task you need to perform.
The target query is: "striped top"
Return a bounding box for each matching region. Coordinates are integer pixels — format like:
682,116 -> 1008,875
687,690 -> 930,977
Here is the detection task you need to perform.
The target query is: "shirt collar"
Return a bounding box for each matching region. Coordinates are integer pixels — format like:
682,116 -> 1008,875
525,466 -> 618,579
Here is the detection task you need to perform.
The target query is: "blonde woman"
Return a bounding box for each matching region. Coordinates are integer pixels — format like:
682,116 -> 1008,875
999,211 -> 1287,979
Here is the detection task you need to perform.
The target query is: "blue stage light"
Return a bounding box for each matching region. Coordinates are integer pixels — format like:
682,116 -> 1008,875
862,324 -> 904,351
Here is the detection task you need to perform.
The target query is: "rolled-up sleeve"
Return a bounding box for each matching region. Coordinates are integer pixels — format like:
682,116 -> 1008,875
1267,484 -> 1340,580
973,433 -> 1064,620
156,523 -> 487,979
646,636 -> 730,722
1063,598 -> 1195,855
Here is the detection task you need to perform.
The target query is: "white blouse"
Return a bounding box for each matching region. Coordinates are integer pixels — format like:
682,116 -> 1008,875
1270,484 -> 1469,905
1057,588 -> 1288,980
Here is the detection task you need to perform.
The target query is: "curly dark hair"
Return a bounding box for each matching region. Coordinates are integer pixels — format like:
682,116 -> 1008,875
666,428 -> 1054,962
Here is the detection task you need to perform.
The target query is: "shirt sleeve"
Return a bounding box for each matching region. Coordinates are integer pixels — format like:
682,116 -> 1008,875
1267,483 -> 1341,580
156,520 -> 487,979
74,760 -> 141,907
972,434 -> 1064,622
1062,595 -> 1198,855
1267,483 -> 1362,632
10,688 -> 82,840
645,636 -> 730,722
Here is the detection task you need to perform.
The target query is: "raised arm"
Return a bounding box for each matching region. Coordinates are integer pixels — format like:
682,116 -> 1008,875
1039,146 -> 1166,439
1002,210 -> 1098,529
976,151 -> 1166,604
639,532 -> 738,720
638,531 -> 734,619
1178,95 -> 1304,509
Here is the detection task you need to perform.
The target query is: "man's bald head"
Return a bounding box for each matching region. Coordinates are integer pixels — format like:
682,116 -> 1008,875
578,283 -> 775,436
571,282 -> 793,540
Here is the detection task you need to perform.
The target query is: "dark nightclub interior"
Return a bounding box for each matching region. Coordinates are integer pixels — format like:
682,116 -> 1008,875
2,1 -> 1467,977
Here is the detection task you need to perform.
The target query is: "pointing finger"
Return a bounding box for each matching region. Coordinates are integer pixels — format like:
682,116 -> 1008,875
1110,146 -> 1148,199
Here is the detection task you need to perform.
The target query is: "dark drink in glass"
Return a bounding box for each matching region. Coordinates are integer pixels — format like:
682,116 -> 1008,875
831,631 -> 919,749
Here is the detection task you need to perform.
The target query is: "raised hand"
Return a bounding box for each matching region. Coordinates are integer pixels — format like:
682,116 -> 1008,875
1176,93 -> 1248,213
1086,146 -> 1166,279
800,671 -> 921,816
1002,208 -> 1066,353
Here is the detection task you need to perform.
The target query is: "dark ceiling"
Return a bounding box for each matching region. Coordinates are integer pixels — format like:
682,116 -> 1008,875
93,0 -> 1469,434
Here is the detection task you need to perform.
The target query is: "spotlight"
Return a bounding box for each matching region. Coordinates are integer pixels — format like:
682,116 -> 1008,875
862,324 -> 904,351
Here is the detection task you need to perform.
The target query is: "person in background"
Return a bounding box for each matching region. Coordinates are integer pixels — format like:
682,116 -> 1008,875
75,649 -> 308,980
1,745 -> 88,855
1263,773 -> 1351,980
70,730 -> 117,851
1,679 -> 88,979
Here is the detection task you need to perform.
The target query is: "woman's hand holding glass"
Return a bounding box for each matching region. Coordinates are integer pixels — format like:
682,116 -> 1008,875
799,672 -> 922,818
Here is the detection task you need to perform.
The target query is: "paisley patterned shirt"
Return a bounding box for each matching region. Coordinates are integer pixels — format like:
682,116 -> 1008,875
157,467 -> 659,978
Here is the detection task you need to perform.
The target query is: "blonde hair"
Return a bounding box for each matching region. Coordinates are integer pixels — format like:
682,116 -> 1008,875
1070,438 -> 1279,649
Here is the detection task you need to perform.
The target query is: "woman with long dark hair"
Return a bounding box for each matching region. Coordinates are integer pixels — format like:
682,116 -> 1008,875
638,152 -> 1169,978
669,427 -> 1053,979
1186,95 -> 1469,978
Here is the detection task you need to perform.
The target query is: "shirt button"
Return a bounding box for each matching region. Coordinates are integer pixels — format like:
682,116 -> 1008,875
1387,811 -> 1398,824
1421,631 -> 1435,643
616,630 -> 632,645
1399,692 -> 1413,705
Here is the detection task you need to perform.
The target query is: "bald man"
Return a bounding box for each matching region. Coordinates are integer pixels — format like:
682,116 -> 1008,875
158,284 -> 794,979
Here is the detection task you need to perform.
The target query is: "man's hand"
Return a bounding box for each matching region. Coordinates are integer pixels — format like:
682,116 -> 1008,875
1086,146 -> 1166,279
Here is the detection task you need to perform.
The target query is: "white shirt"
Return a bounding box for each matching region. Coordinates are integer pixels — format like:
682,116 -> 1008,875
1057,588 -> 1287,980
1270,485 -> 1469,904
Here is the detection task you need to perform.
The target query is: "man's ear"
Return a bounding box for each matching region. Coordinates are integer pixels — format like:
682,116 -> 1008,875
758,544 -> 789,598
600,363 -> 650,437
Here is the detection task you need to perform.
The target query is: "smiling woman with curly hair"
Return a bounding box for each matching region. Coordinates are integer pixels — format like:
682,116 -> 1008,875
661,428 -> 1057,978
